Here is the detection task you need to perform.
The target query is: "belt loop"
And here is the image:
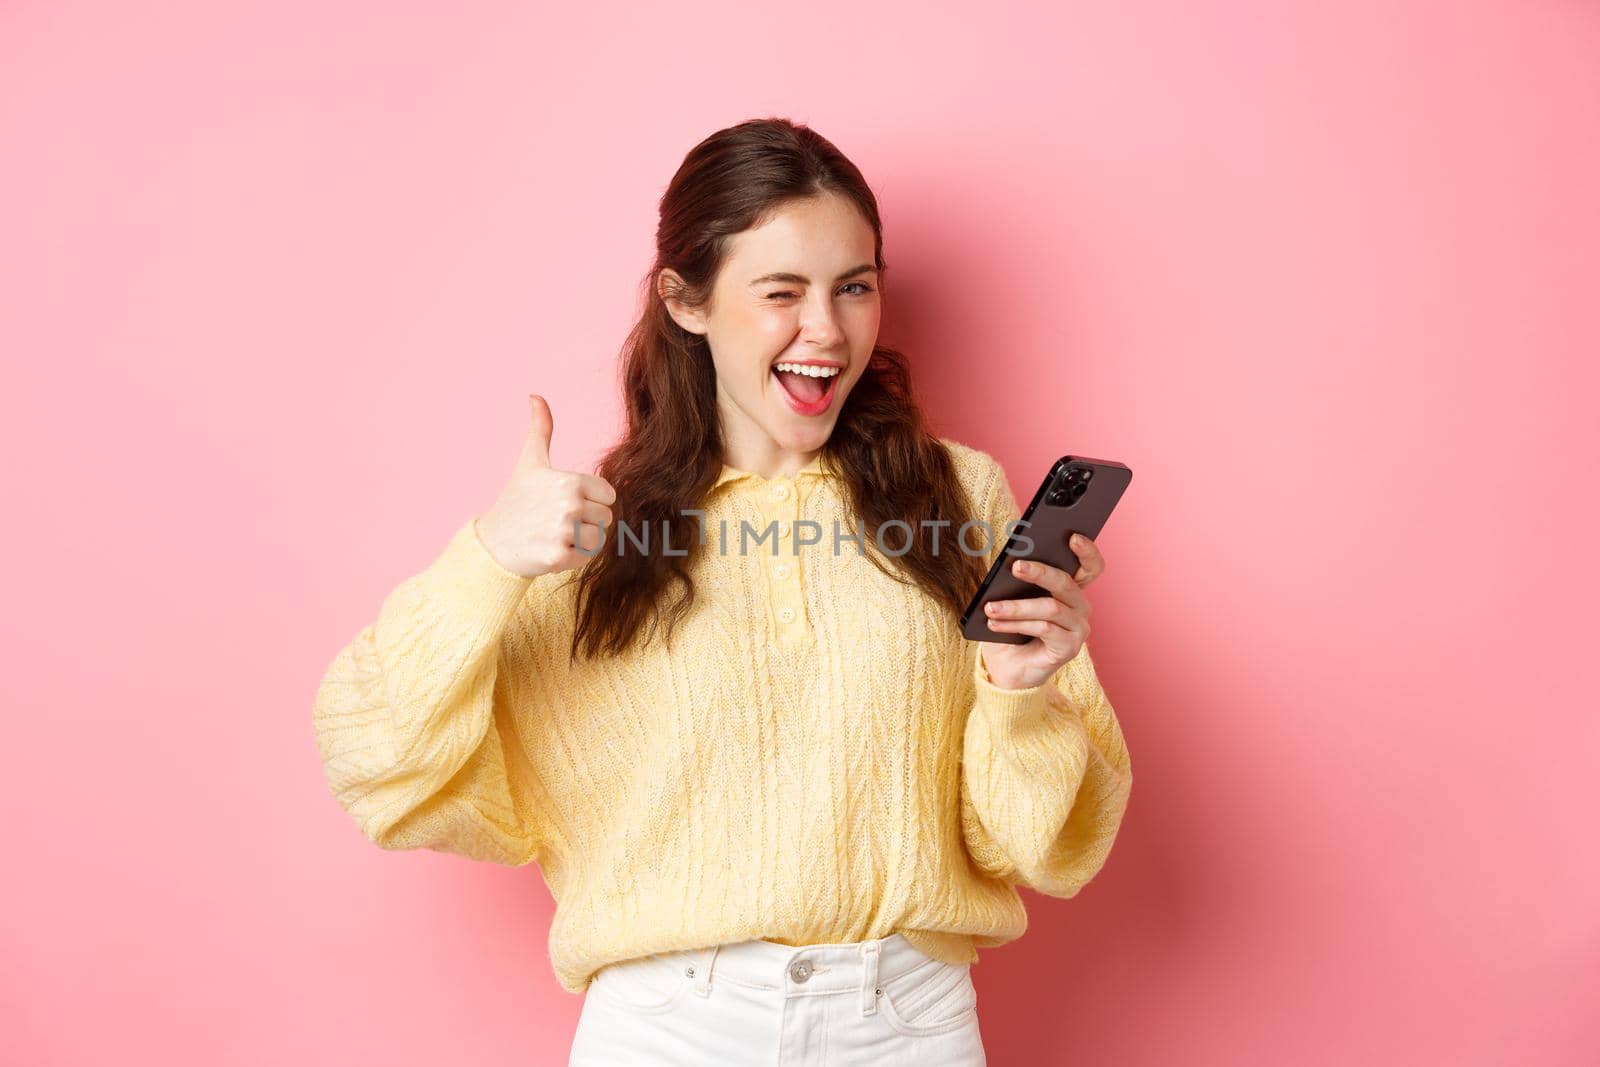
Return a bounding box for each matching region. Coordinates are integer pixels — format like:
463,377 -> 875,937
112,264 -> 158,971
691,945 -> 719,997
860,939 -> 881,1016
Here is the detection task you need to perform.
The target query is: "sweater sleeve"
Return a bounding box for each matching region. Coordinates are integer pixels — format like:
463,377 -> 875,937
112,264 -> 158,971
311,517 -> 557,868
958,454 -> 1134,897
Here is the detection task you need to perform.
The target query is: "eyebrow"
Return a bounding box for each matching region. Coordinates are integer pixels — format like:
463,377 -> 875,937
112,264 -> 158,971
747,264 -> 880,288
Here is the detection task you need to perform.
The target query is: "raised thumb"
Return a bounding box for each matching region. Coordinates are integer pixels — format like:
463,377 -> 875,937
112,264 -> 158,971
524,393 -> 553,468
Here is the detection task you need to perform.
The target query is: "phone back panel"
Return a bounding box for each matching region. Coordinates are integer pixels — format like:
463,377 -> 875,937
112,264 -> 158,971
960,455 -> 1133,643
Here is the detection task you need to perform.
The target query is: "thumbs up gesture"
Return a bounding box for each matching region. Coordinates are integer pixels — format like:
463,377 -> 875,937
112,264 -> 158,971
474,395 -> 618,578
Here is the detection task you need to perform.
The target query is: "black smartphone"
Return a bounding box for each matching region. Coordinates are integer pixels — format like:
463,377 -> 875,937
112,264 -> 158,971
960,455 -> 1133,643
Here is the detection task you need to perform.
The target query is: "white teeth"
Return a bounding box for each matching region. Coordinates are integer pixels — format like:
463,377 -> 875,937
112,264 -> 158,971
772,363 -> 842,378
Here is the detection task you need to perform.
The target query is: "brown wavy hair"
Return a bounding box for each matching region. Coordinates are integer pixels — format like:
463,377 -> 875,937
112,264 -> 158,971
570,116 -> 988,661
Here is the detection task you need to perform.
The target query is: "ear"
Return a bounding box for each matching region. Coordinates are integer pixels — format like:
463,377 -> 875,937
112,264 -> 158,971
658,268 -> 709,335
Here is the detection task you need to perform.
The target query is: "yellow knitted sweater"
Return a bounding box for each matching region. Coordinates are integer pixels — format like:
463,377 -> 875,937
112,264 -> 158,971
312,437 -> 1133,995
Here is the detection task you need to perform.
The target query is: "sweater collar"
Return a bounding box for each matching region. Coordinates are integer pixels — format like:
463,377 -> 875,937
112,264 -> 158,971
712,451 -> 831,491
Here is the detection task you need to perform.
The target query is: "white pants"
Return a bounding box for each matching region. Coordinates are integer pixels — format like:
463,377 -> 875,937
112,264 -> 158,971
569,932 -> 987,1066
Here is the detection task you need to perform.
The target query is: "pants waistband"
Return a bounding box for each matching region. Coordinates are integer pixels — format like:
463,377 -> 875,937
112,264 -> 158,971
652,933 -> 938,1014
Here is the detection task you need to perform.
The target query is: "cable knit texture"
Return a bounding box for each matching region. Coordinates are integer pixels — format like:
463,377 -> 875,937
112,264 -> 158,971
311,437 -> 1133,995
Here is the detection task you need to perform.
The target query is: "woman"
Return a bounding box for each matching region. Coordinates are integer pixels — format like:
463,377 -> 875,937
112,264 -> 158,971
312,117 -> 1133,1065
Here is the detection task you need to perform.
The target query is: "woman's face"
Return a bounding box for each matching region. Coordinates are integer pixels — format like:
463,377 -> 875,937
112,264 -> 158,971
661,193 -> 882,462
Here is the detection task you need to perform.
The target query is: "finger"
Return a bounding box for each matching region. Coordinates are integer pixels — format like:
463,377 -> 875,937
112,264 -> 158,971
984,616 -> 1086,655
1069,532 -> 1104,585
575,498 -> 613,529
524,394 -> 553,469
1011,557 -> 1089,612
984,594 -> 1080,627
573,520 -> 606,555
562,520 -> 607,555
983,617 -> 1050,637
576,471 -> 617,506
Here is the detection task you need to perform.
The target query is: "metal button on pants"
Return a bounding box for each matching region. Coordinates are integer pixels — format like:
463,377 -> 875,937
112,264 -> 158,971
569,932 -> 986,1066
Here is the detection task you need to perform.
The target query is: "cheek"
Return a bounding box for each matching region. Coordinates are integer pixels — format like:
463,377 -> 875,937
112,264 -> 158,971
753,310 -> 797,341
844,304 -> 881,349
713,316 -> 792,386
719,306 -> 795,346
841,296 -> 880,325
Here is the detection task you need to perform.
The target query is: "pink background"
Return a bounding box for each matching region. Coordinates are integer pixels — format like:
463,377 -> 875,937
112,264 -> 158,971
4,1 -> 1596,1064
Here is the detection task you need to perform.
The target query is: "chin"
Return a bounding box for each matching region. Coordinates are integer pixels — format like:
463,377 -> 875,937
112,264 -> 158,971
774,420 -> 837,450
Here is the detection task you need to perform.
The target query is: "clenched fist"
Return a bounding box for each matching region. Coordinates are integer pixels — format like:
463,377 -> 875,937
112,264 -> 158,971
473,394 -> 617,579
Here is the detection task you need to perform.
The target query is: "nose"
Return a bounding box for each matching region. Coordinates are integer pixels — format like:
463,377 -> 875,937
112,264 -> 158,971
798,290 -> 846,348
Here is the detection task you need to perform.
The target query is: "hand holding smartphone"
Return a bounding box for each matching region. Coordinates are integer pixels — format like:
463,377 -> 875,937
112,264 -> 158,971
960,454 -> 1133,644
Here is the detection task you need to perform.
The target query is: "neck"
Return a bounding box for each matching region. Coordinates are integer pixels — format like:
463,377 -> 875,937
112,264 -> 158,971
720,443 -> 823,480
717,395 -> 827,480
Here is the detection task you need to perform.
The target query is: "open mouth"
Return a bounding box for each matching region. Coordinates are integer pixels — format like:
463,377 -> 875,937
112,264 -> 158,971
771,361 -> 844,414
